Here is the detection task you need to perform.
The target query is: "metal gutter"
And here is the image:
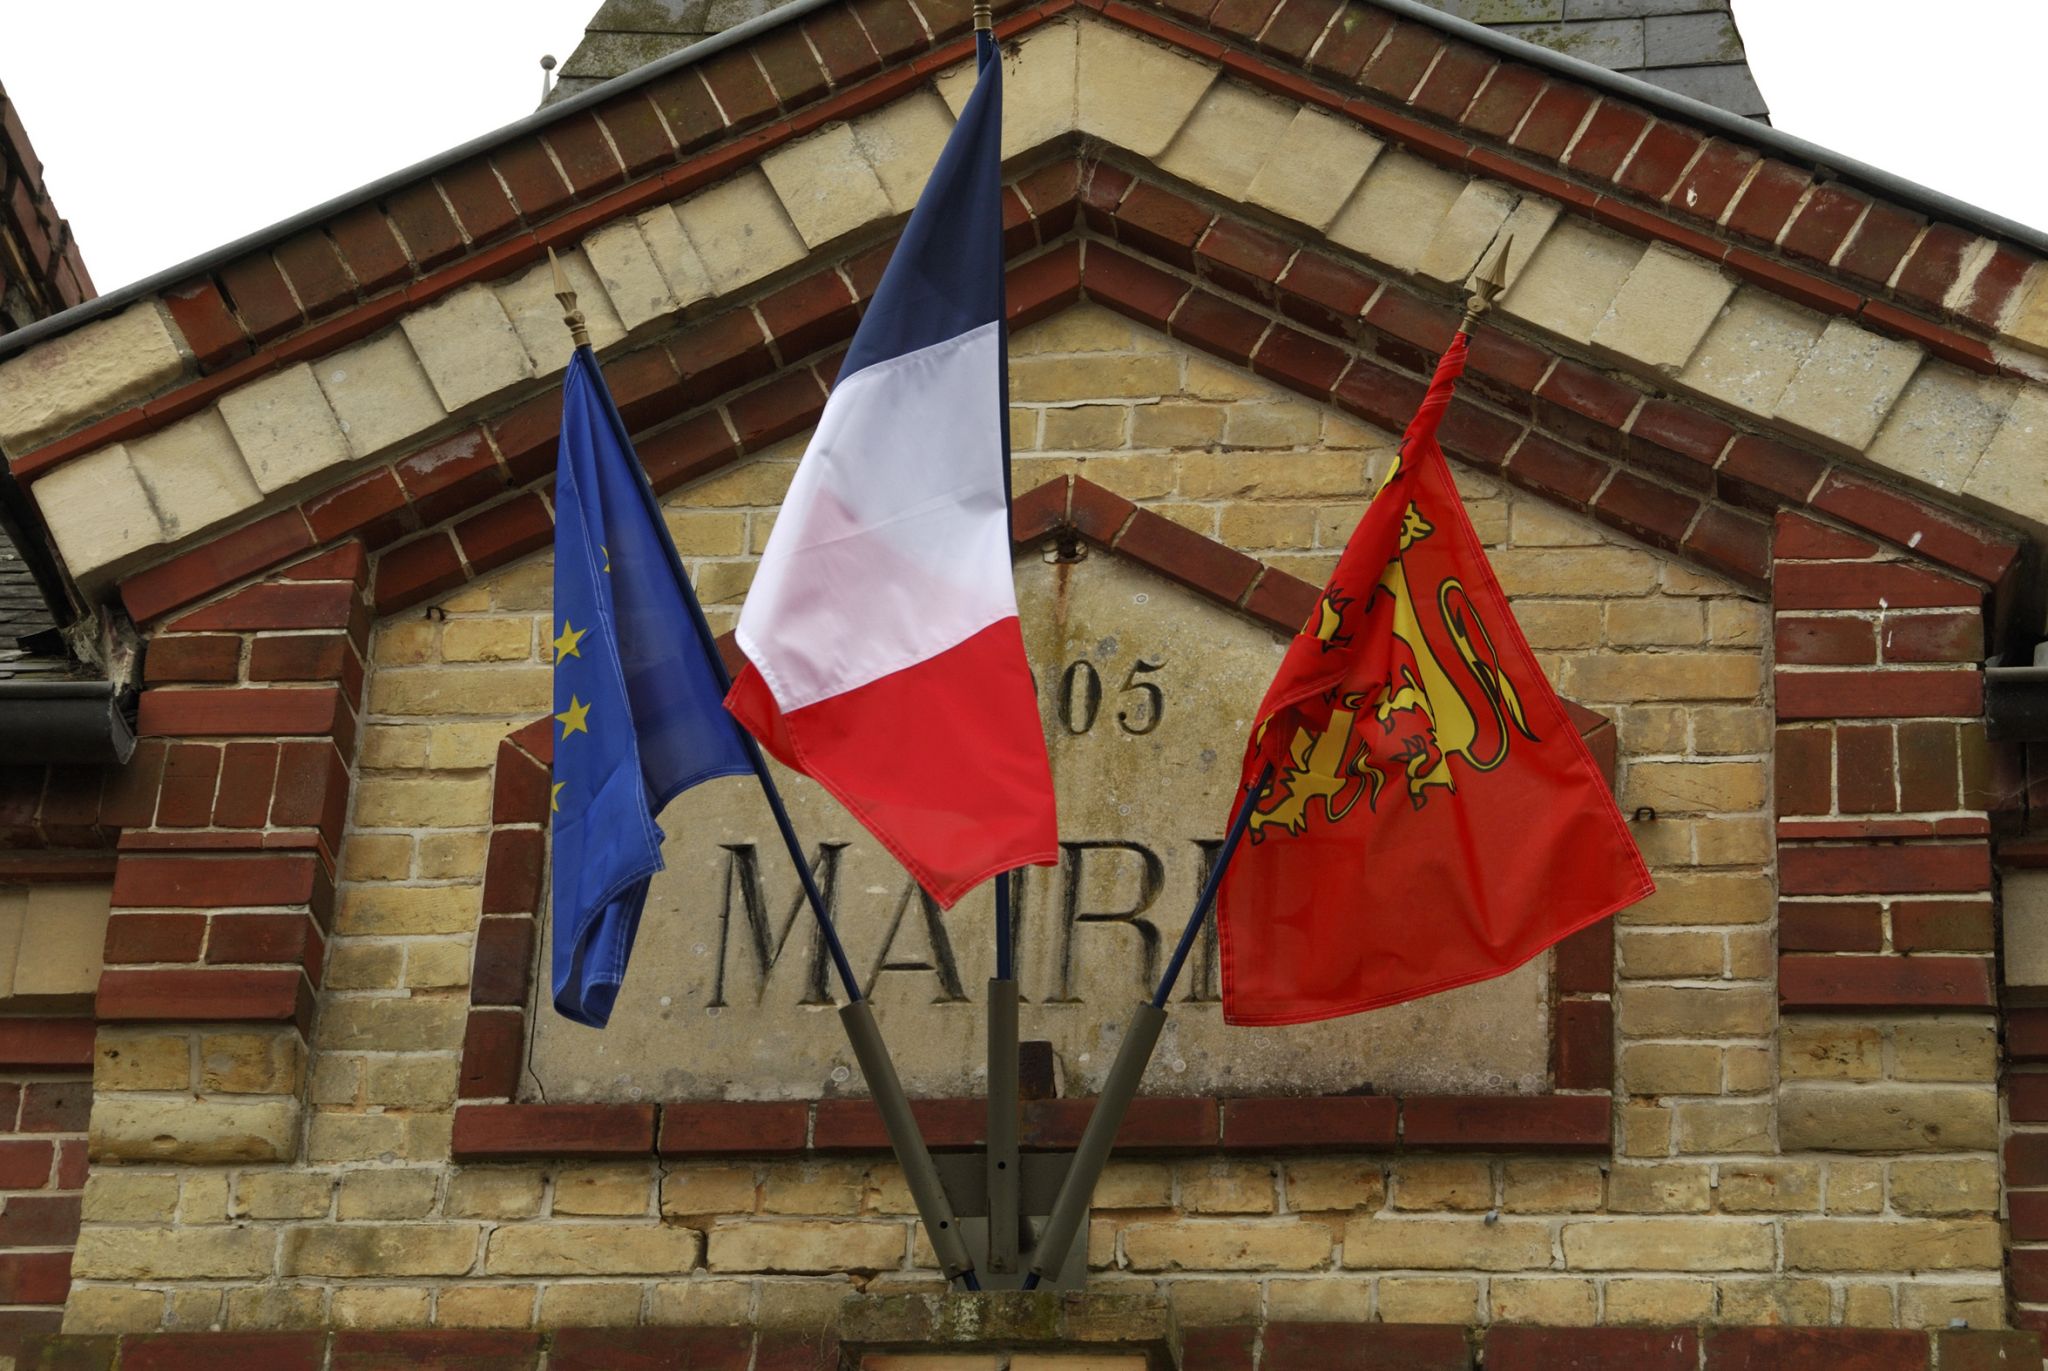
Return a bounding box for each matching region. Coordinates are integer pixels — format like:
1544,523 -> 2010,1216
2,0 -> 2044,364
0,679 -> 135,764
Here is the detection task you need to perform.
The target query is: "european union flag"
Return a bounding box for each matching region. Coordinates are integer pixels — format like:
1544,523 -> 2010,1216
550,346 -> 753,1027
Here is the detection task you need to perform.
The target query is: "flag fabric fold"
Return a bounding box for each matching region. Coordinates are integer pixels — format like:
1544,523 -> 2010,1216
1217,333 -> 1653,1027
551,346 -> 755,1027
726,34 -> 1058,907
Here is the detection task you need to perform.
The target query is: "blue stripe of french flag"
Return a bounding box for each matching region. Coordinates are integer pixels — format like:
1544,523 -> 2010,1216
725,32 -> 1060,907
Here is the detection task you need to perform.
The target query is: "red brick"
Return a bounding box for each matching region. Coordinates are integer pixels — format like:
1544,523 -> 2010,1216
1778,903 -> 1883,952
144,635 -> 241,685
1014,160 -> 1079,238
1006,240 -> 1081,330
1086,248 -> 1187,328
1195,219 -> 1293,302
1957,243 -> 2032,331
272,739 -> 350,842
1896,722 -> 1963,813
545,112 -> 626,196
248,633 -> 353,685
638,411 -> 740,495
0,1021 -> 95,1071
103,913 -> 206,965
1512,84 -> 1597,162
374,532 -> 467,613
460,1011 -> 523,1099
328,206 -> 412,292
1438,399 -> 1522,472
1252,327 -> 1348,399
1775,511 -> 1879,560
1463,62 -> 1544,139
1837,202 -> 1925,288
1255,0 -> 1340,62
1552,999 -> 1612,1089
1616,122 -> 1704,201
1306,6 -> 1393,79
1114,507 -> 1262,607
1182,1326 -> 1257,1367
154,743 -> 221,828
17,1081 -> 88,1134
2011,1187 -> 2048,1235
1718,434 -> 1826,508
1366,288 -> 1457,358
1400,1094 -> 1608,1150
1782,184 -> 1870,267
96,968 -> 302,1023
1564,100 -> 1652,181
455,494 -> 553,575
1884,611 -> 1983,664
1359,22 -> 1444,101
1333,359 -> 1427,435
1778,953 -> 1992,1010
280,543 -> 368,585
396,428 -> 503,526
0,1144 -> 51,1190
1113,183 -> 1212,270
1409,41 -> 1494,121
1489,1327 -> 1696,1371
471,917 -> 535,1007
160,279 -> 248,368
127,1334 -> 323,1371
753,25 -> 831,106
137,686 -> 346,740
491,140 -> 573,220
1891,899 -> 1993,952
1243,568 -> 1320,633
383,182 -> 465,269
52,1140 -> 84,1190
645,70 -> 725,152
1810,469 -> 2016,585
451,1103 -> 656,1159
1776,669 -> 1981,722
1724,161 -> 1813,244
1724,247 -> 1862,318
1504,433 -> 1607,507
1624,399 -> 1729,471
206,913 -> 316,966
595,94 -> 674,176
1935,1331 -> 2045,1371
2010,1135 -> 2048,1187
122,509 -> 318,625
1776,615 -> 1877,666
208,741 -> 277,828
1834,723 -> 1895,814
1893,222 -> 1975,312
2010,1010 -> 2048,1063
805,7 -> 883,85
274,231 -> 354,319
332,1331 -> 541,1371
0,1195 -> 81,1248
699,49 -> 779,129
672,312 -> 777,403
1774,562 -> 1979,612
659,1101 -> 811,1156
217,254 -> 301,343
481,829 -> 546,920
1777,842 -> 1989,896
551,1328 -> 752,1371
1263,1324 -> 1469,1370
1705,1328 -> 1927,1371
727,370 -> 828,451
113,852 -> 318,911
169,582 -> 354,636
1208,0 -> 1282,39
759,274 -> 860,365
1554,920 -> 1613,994
493,744 -> 553,826
1276,252 -> 1378,336
1026,1096 -> 1218,1151
1220,1096 -> 1396,1149
0,1254 -> 69,1308
303,467 -> 411,548
1592,471 -> 1697,548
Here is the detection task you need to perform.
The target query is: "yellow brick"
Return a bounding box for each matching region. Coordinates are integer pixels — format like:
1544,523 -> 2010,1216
74,1226 -> 277,1280
417,831 -> 488,880
1312,502 -> 1367,548
1781,1021 -> 1883,1080
368,666 -> 550,716
1673,1100 -> 1771,1153
1489,1277 -> 1596,1325
337,885 -> 479,936
1887,1158 -> 1998,1216
366,1056 -> 459,1109
1150,501 -> 1216,535
1513,601 -> 1604,650
555,1163 -> 656,1216
1605,598 -> 1704,646
1095,1161 -> 1172,1210
1695,816 -> 1773,866
1620,873 -> 1772,926
166,1289 -> 222,1330
1825,1161 -> 1886,1215
1122,1219 -> 1332,1271
1783,1218 -> 2001,1272
82,1171 -> 180,1223
1491,547 -> 1660,596
1341,1215 -> 1550,1271
353,777 -> 493,828
539,1282 -> 643,1326
1618,930 -> 1723,979
199,1030 -> 301,1095
1376,1276 -> 1478,1323
1283,1160 -> 1385,1213
704,1220 -> 901,1273
315,997 -> 466,1053
1562,652 -> 1762,703
441,619 -> 532,663
1500,1161 -> 1603,1214
686,459 -> 795,507
1601,1277 -> 1715,1325
1465,498 -> 1507,545
426,721 -> 513,769
1840,1282 -> 1895,1327
404,940 -> 472,990
1723,1046 -> 1772,1093
233,1171 -> 334,1221
1621,1104 -> 1671,1158
95,1031 -> 190,1092
448,1168 -> 546,1219
1218,503 -> 1315,550
1010,354 -> 1179,403
1178,450 -> 1370,500
1706,599 -> 1768,647
178,1171 -> 229,1224
1725,928 -> 1772,979
1716,1277 -> 1831,1326
325,942 -> 404,991
374,620 -> 437,666
489,1223 -> 703,1276
1620,705 -> 1689,754
1184,355 -> 1265,401
1391,1159 -> 1493,1212
761,1161 -> 866,1216
490,560 -> 554,610
1223,403 -> 1319,448
1717,1162 -> 1820,1214
664,509 -> 746,556
1014,305 -> 1138,354
1620,1044 -> 1722,1097
1163,1277 -> 1261,1326
1131,402 -> 1224,448
1779,1083 -> 1997,1151
1617,985 -> 1772,1037
1561,1218 -> 1773,1271
1009,408 -> 1040,450
1623,761 -> 1767,815
1606,1164 -> 1710,1214
284,1223 -> 481,1277
338,1168 -> 440,1220
692,560 -> 756,605
437,1284 -> 536,1328
662,1166 -> 759,1217
1898,1279 -> 2004,1329
1890,1020 -> 1997,1082
1692,706 -> 1770,755
646,1278 -> 754,1326
341,834 -> 413,881
358,724 -> 430,771
332,1285 -> 432,1328
1177,1161 -> 1276,1215
1265,1276 -> 1371,1321
62,1285 -> 167,1334
1042,404 -> 1130,450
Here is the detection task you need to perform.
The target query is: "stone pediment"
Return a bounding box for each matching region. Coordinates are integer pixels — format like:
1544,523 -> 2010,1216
0,0 -> 2034,627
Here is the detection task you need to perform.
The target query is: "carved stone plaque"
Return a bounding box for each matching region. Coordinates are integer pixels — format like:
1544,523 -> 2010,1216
527,551 -> 1549,1102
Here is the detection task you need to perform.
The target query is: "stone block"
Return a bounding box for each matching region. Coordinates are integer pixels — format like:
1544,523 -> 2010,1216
315,329 -> 447,459
400,285 -> 536,413
1783,1217 -> 2001,1272
90,1096 -> 298,1163
636,205 -> 717,310
584,218 -> 680,334
0,301 -> 185,449
852,91 -> 956,213
284,1222 -> 482,1276
1677,288 -> 1827,417
1245,108 -> 1383,233
126,408 -> 261,540
1591,244 -> 1735,374
1866,364 -> 2018,495
765,122 -> 896,250
498,251 -> 625,375
1890,1020 -> 1997,1082
1561,1217 -> 1773,1271
217,361 -> 354,494
1327,152 -> 1469,277
1500,217 -> 1643,344
1158,80 -> 1298,202
1778,1083 -> 1998,1151
1965,384 -> 2048,531
1414,181 -> 1519,289
705,1219 -> 902,1273
73,1224 -> 278,1280
937,21 -> 1076,161
1076,22 -> 1216,158
34,444 -> 167,578
1340,1214 -> 1551,1270
1773,319 -> 1924,455
676,170 -> 808,295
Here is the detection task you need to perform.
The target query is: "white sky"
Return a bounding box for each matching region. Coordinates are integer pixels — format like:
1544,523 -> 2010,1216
0,1 -> 2042,295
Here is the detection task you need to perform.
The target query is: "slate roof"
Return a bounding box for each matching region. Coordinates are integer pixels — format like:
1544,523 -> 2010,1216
552,0 -> 787,102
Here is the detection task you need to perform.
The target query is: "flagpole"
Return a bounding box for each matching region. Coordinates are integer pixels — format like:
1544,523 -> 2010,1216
1022,762 -> 1274,1288
547,253 -> 983,1291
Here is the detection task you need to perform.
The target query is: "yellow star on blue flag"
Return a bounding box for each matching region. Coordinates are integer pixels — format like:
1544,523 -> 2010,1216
549,347 -> 754,1028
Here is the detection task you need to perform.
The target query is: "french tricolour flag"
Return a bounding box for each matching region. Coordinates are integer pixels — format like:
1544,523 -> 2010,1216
725,32 -> 1058,907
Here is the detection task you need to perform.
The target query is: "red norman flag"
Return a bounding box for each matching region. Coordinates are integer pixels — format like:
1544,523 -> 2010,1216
1216,333 -> 1653,1026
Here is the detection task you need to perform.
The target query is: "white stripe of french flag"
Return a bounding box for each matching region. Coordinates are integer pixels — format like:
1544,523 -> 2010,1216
725,32 -> 1059,907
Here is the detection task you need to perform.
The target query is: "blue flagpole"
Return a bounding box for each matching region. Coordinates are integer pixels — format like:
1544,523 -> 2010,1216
547,257 -> 979,1290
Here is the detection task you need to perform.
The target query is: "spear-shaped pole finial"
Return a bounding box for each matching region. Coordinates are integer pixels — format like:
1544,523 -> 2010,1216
548,246 -> 592,352
1460,234 -> 1514,335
